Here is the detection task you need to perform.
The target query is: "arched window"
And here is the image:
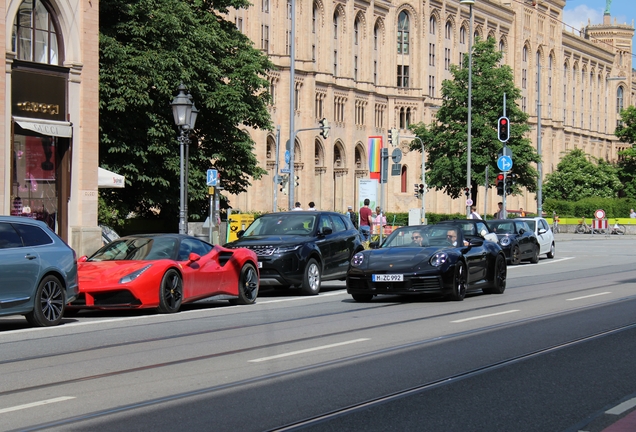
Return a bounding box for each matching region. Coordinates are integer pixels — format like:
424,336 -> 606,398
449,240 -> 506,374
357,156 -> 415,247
398,11 -> 409,54
401,165 -> 407,193
445,22 -> 451,40
429,17 -> 436,36
333,11 -> 339,39
312,3 -> 317,33
374,23 -> 379,50
354,18 -> 359,45
617,85 -> 624,114
12,0 -> 61,65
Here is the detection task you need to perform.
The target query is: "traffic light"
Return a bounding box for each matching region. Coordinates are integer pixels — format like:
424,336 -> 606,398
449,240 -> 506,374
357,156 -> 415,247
419,184 -> 424,196
414,183 -> 420,198
496,173 -> 505,196
498,116 -> 510,142
464,187 -> 470,197
279,174 -> 288,194
506,173 -> 516,194
319,118 -> 330,139
293,175 -> 300,187
388,128 -> 398,146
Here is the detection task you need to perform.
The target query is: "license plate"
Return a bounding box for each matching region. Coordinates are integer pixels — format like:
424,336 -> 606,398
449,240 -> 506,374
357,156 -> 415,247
372,274 -> 403,282
258,261 -> 262,268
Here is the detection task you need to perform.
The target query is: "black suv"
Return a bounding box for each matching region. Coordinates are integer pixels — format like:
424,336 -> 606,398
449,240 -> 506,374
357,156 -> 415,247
225,211 -> 364,295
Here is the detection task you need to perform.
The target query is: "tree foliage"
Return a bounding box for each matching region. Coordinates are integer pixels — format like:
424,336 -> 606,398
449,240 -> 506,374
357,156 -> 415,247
543,149 -> 622,201
615,105 -> 636,144
617,146 -> 636,198
99,0 -> 272,223
410,38 -> 540,204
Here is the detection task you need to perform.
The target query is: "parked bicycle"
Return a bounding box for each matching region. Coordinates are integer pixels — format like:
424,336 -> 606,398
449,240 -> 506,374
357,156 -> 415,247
575,217 -> 606,234
609,219 -> 626,235
575,217 -> 591,234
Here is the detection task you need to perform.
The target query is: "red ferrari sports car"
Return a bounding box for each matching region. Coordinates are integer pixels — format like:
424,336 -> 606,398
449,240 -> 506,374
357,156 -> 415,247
68,234 -> 259,313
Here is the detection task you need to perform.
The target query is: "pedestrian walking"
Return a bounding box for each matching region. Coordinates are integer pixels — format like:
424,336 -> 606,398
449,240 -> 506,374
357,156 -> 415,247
292,202 -> 303,211
359,199 -> 372,240
468,206 -> 482,220
307,202 -> 316,211
630,208 -> 636,218
372,206 -> 386,235
346,205 -> 358,228
494,202 -> 505,219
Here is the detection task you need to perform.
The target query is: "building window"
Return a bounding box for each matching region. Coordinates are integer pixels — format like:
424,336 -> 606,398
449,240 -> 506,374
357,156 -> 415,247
333,11 -> 339,39
12,0 -> 60,64
444,48 -> 451,71
333,50 -> 338,76
428,75 -> 435,97
460,27 -> 466,44
261,25 -> 269,52
354,18 -> 359,45
285,30 -> 291,55
262,0 -> 269,13
430,16 -> 436,36
354,56 -> 358,81
401,165 -> 408,193
398,11 -> 409,55
617,85 -> 624,114
429,43 -> 435,66
397,65 -> 409,88
312,3 -> 317,33
445,21 -> 451,40
287,0 -> 292,19
235,17 -> 243,32
374,24 -> 379,50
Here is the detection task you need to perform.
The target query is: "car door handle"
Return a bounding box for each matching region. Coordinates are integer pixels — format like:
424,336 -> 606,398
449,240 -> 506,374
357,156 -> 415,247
25,254 -> 37,260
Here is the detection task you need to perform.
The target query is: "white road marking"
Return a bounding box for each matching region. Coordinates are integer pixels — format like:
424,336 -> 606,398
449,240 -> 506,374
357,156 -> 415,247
0,396 -> 75,414
451,310 -> 520,323
507,256 -> 574,269
248,338 -> 370,363
606,397 -> 636,415
259,290 -> 347,304
566,292 -> 611,301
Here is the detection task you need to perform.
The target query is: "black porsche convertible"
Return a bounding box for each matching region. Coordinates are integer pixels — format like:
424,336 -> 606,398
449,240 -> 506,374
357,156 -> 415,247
346,224 -> 507,302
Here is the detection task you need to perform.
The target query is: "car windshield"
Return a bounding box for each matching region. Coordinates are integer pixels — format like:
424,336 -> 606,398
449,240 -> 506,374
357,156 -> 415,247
490,221 -> 516,234
242,214 -> 317,236
88,237 -> 178,261
524,220 -> 537,231
380,225 -> 461,248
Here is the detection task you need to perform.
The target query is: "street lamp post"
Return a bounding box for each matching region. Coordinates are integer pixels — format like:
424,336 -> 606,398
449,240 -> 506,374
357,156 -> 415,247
171,83 -> 198,235
461,0 -> 474,218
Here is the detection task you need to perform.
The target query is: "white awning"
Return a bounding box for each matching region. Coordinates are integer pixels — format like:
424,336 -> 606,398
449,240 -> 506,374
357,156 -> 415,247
98,167 -> 125,188
13,116 -> 73,138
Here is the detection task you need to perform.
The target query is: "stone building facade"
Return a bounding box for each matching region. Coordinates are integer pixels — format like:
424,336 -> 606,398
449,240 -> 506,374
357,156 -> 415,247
2,0 -> 101,255
227,0 -> 634,216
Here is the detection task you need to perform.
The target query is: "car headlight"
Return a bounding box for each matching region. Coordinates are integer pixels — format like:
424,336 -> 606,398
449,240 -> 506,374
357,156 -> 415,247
119,264 -> 153,284
499,236 -> 511,246
430,252 -> 448,267
274,245 -> 302,253
351,253 -> 365,267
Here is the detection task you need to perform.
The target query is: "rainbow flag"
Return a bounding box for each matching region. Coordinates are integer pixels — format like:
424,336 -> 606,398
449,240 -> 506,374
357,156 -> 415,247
368,136 -> 382,180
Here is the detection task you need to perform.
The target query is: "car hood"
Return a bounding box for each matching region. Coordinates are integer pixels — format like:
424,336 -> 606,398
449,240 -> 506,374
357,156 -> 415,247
78,260 -> 157,283
227,235 -> 312,247
359,247 -> 450,270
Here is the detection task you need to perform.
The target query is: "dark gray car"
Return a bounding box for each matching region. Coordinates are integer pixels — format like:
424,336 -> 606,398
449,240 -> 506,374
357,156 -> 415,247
0,216 -> 79,326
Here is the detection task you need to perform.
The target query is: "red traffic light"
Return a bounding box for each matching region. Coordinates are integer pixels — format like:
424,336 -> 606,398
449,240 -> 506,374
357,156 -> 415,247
499,118 -> 507,126
496,174 -> 504,181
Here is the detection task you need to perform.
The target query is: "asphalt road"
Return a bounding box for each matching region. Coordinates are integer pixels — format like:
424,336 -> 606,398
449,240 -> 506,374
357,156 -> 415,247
1,236 -> 636,432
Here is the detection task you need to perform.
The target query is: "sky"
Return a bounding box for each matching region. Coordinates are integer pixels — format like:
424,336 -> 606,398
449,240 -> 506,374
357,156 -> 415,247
562,0 -> 635,61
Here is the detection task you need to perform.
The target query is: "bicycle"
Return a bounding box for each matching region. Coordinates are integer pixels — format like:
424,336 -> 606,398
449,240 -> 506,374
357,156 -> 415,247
576,217 -> 591,234
609,219 -> 626,235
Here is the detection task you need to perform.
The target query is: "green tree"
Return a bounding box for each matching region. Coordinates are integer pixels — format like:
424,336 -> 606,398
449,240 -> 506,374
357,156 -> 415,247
410,38 -> 539,205
615,105 -> 636,144
99,0 -> 272,224
543,149 -> 622,201
617,147 -> 636,198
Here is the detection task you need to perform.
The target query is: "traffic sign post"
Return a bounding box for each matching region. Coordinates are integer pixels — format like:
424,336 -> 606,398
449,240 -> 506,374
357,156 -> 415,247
206,169 -> 218,187
497,155 -> 513,172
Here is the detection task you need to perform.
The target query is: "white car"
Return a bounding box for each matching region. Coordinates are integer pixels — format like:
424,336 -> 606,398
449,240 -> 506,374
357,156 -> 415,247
515,217 -> 555,259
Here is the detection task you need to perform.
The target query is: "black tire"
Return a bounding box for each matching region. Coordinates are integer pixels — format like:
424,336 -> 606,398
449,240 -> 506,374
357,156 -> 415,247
510,245 -> 521,265
26,275 -> 65,327
449,262 -> 467,301
575,224 -> 586,234
547,242 -> 555,259
352,294 -> 374,302
157,269 -> 183,313
530,244 -> 540,263
301,258 -> 321,295
229,263 -> 259,305
616,225 -> 626,235
484,254 -> 506,295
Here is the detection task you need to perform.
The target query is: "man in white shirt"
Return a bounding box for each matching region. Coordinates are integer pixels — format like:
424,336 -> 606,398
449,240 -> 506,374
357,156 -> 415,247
468,206 -> 482,220
292,202 -> 303,211
630,208 -> 636,218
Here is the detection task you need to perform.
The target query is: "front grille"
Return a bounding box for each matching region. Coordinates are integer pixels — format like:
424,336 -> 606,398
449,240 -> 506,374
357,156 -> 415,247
247,246 -> 275,257
348,275 -> 443,293
93,290 -> 141,306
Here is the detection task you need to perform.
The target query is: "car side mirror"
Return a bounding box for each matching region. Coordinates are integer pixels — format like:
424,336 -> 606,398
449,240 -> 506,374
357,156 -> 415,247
519,228 -> 525,235
78,255 -> 88,263
538,228 -> 546,234
320,226 -> 333,235
188,252 -> 201,262
237,230 -> 245,238
369,241 -> 380,249
469,238 -> 484,247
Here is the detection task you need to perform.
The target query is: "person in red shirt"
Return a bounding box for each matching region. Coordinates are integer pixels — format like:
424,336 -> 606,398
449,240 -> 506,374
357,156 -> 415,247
359,198 -> 372,241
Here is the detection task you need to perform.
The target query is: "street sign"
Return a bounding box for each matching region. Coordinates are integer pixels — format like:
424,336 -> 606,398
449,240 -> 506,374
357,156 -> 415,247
280,168 -> 291,174
594,209 -> 606,220
498,147 -> 513,157
284,150 -> 290,164
391,163 -> 401,176
497,155 -> 513,172
207,169 -> 218,186
391,148 -> 402,163
466,199 -> 473,206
